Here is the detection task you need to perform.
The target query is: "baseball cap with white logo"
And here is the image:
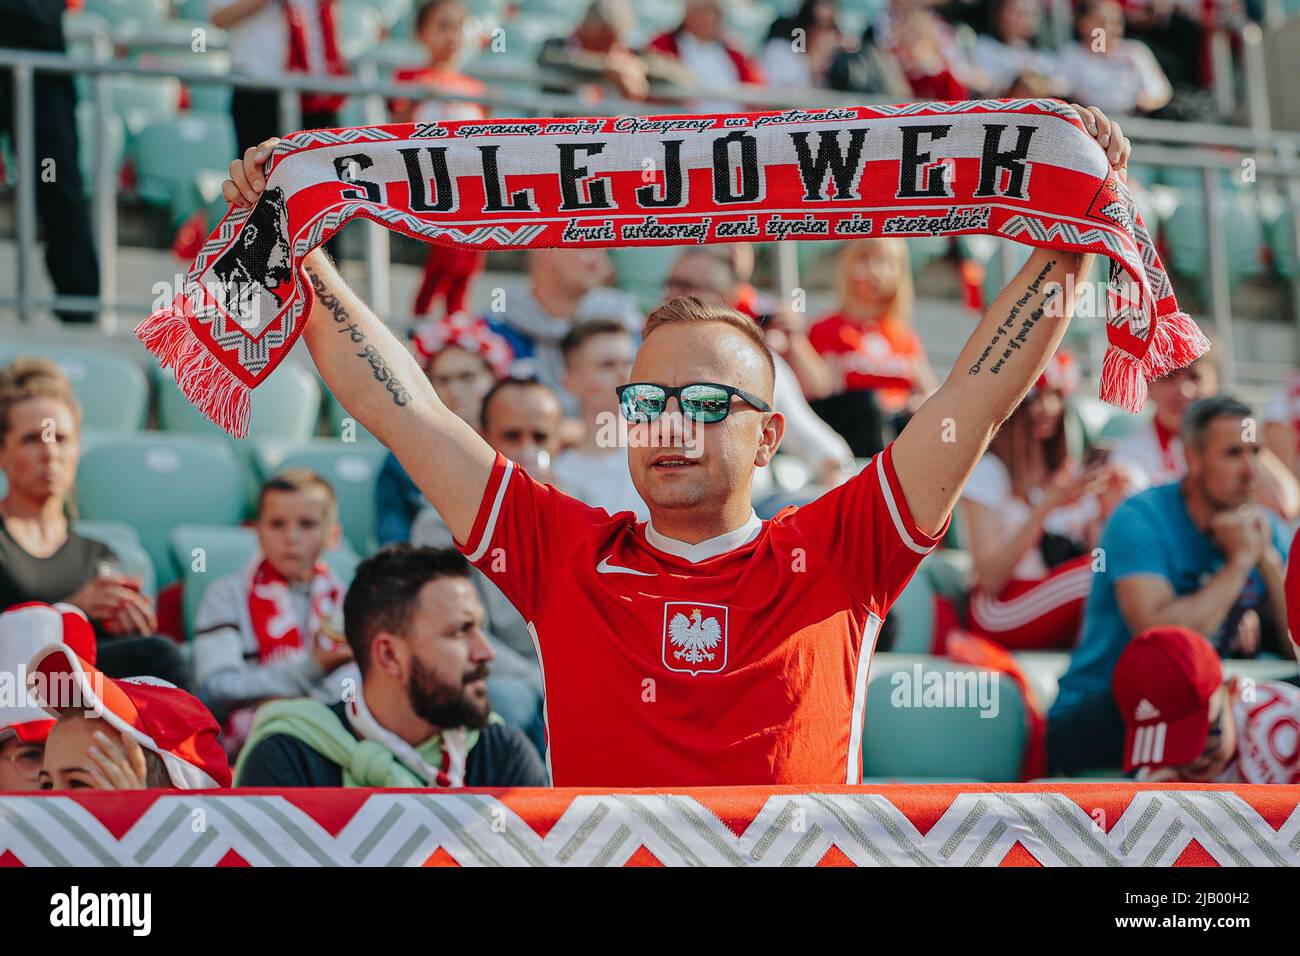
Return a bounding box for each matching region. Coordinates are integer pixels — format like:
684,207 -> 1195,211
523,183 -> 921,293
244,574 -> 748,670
1113,625 -> 1222,773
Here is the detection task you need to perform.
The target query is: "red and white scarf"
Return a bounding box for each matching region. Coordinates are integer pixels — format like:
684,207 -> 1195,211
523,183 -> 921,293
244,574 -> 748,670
284,0 -> 347,114
138,99 -> 1209,436
245,555 -> 343,664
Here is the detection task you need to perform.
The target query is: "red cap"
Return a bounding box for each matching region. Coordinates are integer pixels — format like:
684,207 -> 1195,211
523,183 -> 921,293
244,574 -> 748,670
1034,349 -> 1080,396
26,643 -> 230,789
410,313 -> 514,378
0,602 -> 97,744
1113,626 -> 1223,772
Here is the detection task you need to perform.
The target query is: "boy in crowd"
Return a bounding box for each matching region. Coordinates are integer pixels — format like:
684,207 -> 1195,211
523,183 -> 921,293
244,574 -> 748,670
1115,625 -> 1300,784
551,319 -> 647,520
192,469 -> 353,752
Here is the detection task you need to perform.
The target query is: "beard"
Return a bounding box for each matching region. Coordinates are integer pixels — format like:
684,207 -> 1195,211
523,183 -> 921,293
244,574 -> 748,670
406,657 -> 491,730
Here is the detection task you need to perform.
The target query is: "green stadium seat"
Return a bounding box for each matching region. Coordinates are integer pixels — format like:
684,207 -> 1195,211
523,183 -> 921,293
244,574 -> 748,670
83,0 -> 169,25
920,549 -> 971,604
75,101 -> 126,198
1162,188 -> 1266,287
132,113 -> 237,217
170,524 -> 361,639
1263,206 -> 1295,280
110,75 -> 182,139
862,655 -> 1028,781
888,570 -> 935,654
1099,409 -> 1150,442
337,3 -> 384,60
324,390 -> 382,444
252,439 -> 388,554
73,520 -> 157,599
155,359 -> 321,443
0,344 -> 148,432
608,245 -> 680,314
76,433 -> 246,588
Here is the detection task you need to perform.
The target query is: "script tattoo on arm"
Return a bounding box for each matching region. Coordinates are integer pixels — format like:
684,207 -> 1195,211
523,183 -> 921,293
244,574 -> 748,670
306,266 -> 412,407
966,258 -> 1058,378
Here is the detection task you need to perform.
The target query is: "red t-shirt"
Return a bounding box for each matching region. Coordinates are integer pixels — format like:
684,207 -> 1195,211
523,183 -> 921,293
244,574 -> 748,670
808,312 -> 926,410
457,443 -> 945,786
390,67 -> 486,123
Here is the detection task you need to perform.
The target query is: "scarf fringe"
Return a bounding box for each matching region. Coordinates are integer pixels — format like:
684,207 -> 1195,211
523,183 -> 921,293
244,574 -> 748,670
136,305 -> 252,438
1139,310 -> 1212,382
1099,345 -> 1149,413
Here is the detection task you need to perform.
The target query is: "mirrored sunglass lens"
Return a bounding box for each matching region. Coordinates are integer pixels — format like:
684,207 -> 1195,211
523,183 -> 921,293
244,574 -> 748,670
621,385 -> 666,422
681,385 -> 731,421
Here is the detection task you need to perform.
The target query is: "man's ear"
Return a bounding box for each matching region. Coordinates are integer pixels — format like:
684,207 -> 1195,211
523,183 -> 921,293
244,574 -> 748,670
371,631 -> 405,680
326,518 -> 342,552
754,412 -> 785,468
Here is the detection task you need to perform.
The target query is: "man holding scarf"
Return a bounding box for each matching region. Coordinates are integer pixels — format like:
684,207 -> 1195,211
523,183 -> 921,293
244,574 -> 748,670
222,105 -> 1134,786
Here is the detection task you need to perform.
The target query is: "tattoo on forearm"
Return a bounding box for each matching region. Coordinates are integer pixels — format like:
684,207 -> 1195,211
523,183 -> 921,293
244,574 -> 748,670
306,266 -> 412,407
967,259 -> 1058,377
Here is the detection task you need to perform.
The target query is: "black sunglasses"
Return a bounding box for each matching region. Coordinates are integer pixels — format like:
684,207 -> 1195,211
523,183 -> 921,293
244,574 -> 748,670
616,382 -> 771,424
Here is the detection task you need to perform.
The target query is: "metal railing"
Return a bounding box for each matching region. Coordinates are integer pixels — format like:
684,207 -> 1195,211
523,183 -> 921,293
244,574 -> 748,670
3,32 -> 1300,380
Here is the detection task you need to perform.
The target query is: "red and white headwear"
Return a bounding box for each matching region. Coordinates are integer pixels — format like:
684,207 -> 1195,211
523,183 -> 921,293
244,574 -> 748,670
26,643 -> 231,789
1034,349 -> 1081,396
0,602 -> 97,745
410,312 -> 514,378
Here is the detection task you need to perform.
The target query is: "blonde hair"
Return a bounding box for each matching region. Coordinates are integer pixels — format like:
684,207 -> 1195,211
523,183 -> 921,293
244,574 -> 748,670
0,357 -> 82,442
642,296 -> 775,383
835,238 -> 915,330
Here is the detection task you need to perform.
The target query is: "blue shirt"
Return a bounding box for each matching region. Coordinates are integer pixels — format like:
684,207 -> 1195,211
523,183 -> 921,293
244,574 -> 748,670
1050,482 -> 1289,717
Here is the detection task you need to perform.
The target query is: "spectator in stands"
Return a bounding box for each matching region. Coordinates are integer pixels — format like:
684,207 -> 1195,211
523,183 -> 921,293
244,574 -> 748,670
662,249 -> 856,496
1048,396 -> 1291,775
958,354 -> 1128,650
647,0 -> 764,112
0,0 -> 100,323
970,0 -> 1065,96
213,0 -> 346,150
376,317 -> 513,546
1112,353 -> 1300,521
808,239 -> 938,456
488,249 -> 642,415
391,0 -> 488,321
0,602 -> 97,792
825,25 -> 912,98
875,0 -> 992,99
538,0 -> 661,101
551,320 -> 647,520
31,642 -> 230,790
1115,625 -> 1300,783
1262,370 -> 1300,485
0,359 -> 185,687
410,377 -> 563,756
192,469 -> 351,756
1058,0 -> 1173,116
234,546 -> 547,787
760,0 -> 848,89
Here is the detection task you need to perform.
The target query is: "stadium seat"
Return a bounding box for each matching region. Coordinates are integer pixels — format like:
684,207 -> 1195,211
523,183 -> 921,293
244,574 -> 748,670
324,390 -> 382,444
862,655 -> 1028,781
155,359 -> 321,442
336,2 -> 385,61
888,570 -> 935,654
0,343 -> 149,432
608,245 -> 680,313
74,520 -> 157,599
251,439 -> 388,554
76,433 -> 246,588
1162,188 -> 1266,287
132,114 -> 237,219
110,75 -> 182,140
75,101 -> 126,198
1098,409 -> 1149,442
83,0 -> 169,25
170,524 -> 361,639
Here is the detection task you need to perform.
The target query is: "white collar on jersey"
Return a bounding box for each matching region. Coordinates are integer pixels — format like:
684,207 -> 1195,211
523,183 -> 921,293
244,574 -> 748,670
643,510 -> 763,563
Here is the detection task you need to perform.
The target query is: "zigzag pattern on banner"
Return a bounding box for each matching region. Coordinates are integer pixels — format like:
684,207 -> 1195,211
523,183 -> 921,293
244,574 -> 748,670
871,99 -> 1077,119
2,791 -> 1296,867
279,128 -> 401,150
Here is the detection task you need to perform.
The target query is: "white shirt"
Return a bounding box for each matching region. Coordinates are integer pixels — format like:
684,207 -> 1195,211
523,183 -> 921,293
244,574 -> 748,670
970,36 -> 1058,96
960,453 -> 1099,580
551,448 -> 650,521
676,32 -> 742,114
213,0 -> 330,79
1111,419 -> 1184,493
1058,40 -> 1171,116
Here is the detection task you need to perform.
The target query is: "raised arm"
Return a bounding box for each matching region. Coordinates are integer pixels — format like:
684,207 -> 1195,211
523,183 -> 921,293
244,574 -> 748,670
892,105 -> 1131,535
223,142 -> 495,543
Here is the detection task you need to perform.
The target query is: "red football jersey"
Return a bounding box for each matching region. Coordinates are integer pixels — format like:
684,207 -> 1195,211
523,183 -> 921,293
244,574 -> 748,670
457,442 -> 945,786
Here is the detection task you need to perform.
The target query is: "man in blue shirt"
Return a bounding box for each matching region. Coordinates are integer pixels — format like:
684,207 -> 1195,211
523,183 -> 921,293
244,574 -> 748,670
1048,395 -> 1292,774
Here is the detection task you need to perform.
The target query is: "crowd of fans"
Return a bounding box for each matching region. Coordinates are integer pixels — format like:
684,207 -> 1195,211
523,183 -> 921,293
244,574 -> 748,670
2,0 -> 1299,793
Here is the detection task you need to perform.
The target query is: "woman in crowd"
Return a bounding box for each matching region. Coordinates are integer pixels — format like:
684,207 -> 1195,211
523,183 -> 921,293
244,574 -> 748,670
375,318 -> 512,546
760,0 -> 847,89
808,238 -> 937,456
875,0 -> 990,99
971,0 -> 1064,96
0,359 -> 185,686
958,354 -> 1128,650
1059,0 -> 1173,116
